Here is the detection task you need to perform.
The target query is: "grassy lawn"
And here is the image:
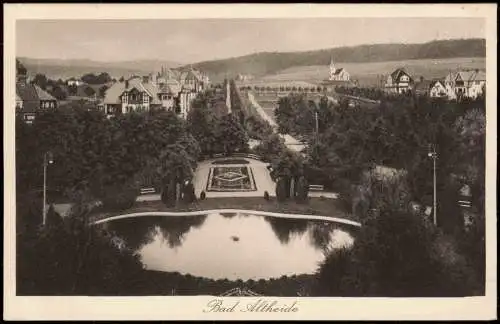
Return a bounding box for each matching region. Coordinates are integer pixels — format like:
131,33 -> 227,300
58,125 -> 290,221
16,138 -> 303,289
90,196 -> 354,223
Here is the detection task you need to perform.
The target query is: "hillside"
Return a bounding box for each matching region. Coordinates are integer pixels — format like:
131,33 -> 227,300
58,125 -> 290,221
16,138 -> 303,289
180,38 -> 486,83
17,57 -> 184,80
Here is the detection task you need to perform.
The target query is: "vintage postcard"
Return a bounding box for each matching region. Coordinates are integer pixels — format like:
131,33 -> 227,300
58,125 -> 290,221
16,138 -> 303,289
3,3 -> 497,321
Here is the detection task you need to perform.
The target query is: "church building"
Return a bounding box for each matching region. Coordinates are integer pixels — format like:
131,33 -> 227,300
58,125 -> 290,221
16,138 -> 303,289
329,58 -> 350,82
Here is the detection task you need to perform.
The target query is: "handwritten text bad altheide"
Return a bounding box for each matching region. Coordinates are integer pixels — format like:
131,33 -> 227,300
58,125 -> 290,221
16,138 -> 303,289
203,298 -> 299,313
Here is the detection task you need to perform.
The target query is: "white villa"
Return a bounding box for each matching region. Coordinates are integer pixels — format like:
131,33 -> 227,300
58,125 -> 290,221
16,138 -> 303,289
102,66 -> 210,119
384,68 -> 414,94
429,80 -> 448,98
444,69 -> 486,100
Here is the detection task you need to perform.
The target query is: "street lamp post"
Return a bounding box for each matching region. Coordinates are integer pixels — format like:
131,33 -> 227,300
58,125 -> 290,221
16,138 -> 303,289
42,151 -> 54,226
428,144 -> 438,226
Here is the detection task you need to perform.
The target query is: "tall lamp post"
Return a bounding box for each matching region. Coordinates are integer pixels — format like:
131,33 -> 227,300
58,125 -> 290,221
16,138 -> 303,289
43,151 -> 54,226
427,144 -> 438,226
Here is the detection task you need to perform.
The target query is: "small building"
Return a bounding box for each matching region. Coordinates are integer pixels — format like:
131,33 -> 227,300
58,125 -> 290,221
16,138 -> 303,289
414,80 -> 433,96
384,68 -> 414,94
66,78 -> 85,87
415,79 -> 448,98
429,80 -> 447,98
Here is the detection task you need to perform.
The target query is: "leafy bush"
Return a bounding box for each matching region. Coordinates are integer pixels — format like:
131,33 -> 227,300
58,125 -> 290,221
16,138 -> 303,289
264,191 -> 270,201
200,191 -> 206,200
99,182 -> 139,212
315,207 -> 481,297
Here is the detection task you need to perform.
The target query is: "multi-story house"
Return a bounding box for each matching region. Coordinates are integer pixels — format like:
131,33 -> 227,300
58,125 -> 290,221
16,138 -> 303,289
102,66 -> 209,119
15,59 -> 58,124
384,68 -> 414,94
444,69 -> 486,100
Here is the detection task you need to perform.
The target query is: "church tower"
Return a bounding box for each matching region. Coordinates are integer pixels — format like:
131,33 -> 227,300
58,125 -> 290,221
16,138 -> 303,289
329,57 -> 336,81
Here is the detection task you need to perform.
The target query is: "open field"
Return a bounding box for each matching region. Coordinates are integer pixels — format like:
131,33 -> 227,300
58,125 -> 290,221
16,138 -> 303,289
258,57 -> 486,87
250,91 -> 332,122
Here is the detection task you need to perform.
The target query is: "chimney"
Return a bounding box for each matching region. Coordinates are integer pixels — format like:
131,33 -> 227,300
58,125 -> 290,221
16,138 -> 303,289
125,79 -> 129,88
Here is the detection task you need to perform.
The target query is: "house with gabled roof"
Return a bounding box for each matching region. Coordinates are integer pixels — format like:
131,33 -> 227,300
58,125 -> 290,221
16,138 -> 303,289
429,80 -> 448,98
444,69 -> 486,100
384,68 -> 414,94
16,59 -> 58,124
102,65 -> 209,119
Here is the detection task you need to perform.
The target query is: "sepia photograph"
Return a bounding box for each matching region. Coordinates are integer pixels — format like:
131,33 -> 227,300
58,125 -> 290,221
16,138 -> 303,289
4,3 -> 497,321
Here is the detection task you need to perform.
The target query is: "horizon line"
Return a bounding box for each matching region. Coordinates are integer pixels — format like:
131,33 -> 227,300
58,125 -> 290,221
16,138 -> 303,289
17,37 -> 485,65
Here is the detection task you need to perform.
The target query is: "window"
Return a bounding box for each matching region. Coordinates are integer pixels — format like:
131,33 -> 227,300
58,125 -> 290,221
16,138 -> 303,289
143,94 -> 148,103
123,93 -> 128,103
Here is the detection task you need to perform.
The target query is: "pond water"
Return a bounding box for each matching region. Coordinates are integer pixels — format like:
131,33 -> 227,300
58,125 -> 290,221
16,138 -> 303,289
100,213 -> 356,280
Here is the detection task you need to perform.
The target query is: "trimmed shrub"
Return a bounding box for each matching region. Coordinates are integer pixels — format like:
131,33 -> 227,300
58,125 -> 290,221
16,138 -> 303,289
200,191 -> 206,200
276,178 -> 287,202
264,191 -> 270,201
182,182 -> 196,203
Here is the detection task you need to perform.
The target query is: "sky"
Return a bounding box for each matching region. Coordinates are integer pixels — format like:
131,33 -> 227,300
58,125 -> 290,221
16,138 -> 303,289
16,18 -> 485,64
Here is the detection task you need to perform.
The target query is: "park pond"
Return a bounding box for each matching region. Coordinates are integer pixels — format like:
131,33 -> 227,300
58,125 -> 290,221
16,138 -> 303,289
97,212 -> 357,281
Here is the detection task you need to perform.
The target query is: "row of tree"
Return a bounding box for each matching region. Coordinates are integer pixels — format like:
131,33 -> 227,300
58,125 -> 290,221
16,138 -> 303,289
186,88 -> 249,157
239,85 -> 328,93
335,84 -> 486,103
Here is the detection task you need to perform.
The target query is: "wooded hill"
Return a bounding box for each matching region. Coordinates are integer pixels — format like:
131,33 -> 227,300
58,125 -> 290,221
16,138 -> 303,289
178,38 -> 486,81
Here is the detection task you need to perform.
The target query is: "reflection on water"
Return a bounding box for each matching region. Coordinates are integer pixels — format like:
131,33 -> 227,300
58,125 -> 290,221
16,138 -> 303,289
102,213 -> 355,280
263,216 -> 309,245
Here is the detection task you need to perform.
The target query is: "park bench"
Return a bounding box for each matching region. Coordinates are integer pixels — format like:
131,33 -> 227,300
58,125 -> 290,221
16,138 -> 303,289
308,184 -> 324,191
140,187 -> 156,195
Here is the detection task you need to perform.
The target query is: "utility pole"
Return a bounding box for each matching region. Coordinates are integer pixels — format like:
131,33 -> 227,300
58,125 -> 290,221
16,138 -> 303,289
42,151 -> 54,226
428,144 -> 438,226
315,110 -> 319,145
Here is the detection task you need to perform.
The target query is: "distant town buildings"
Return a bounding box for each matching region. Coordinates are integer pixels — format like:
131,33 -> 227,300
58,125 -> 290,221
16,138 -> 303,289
384,68 -> 414,94
15,59 -> 58,124
236,73 -> 254,81
102,66 -> 210,119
